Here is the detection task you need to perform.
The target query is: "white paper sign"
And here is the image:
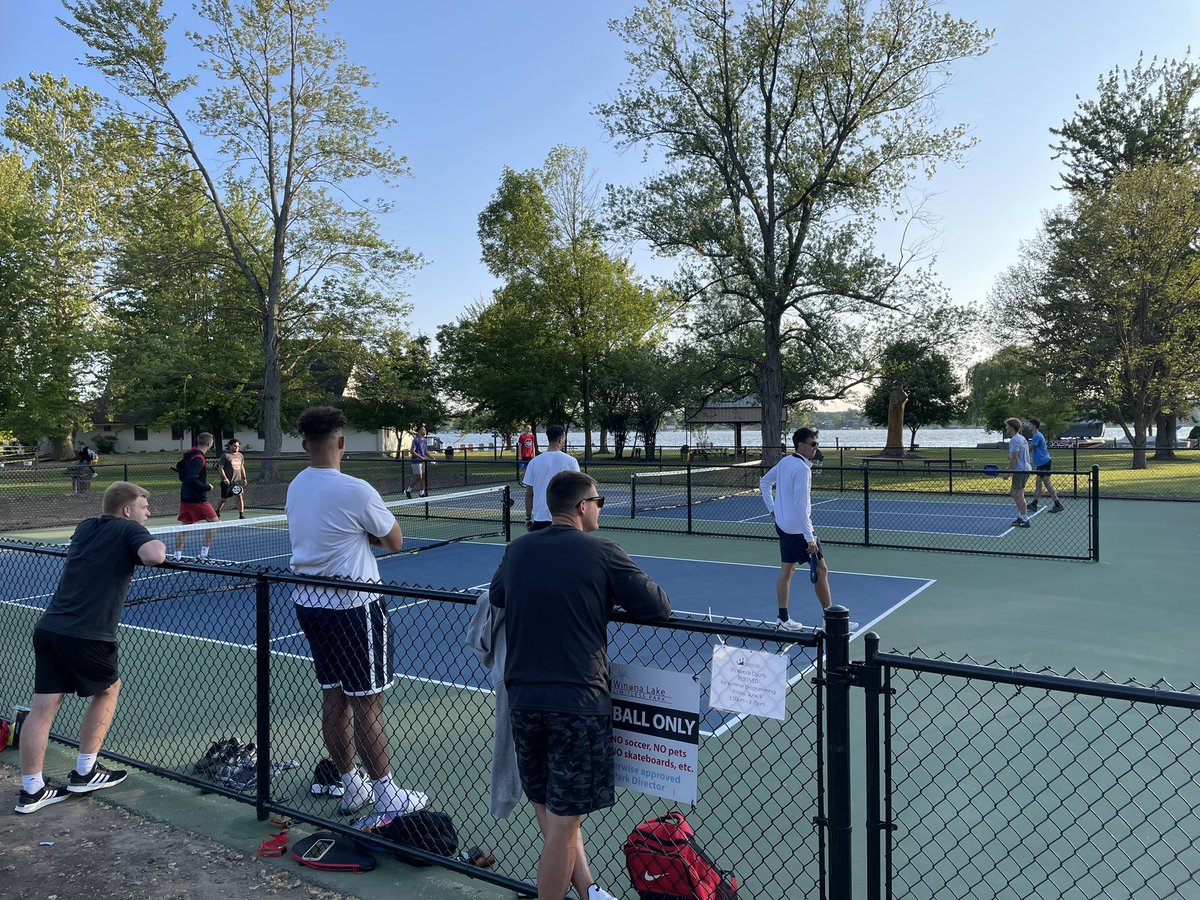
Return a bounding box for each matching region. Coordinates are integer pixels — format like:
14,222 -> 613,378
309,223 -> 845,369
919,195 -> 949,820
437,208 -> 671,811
611,664 -> 700,803
708,644 -> 788,720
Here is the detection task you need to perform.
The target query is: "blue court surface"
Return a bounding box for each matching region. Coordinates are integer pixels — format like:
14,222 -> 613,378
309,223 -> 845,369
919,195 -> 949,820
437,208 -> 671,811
3,541 -> 933,733
635,492 -> 1044,537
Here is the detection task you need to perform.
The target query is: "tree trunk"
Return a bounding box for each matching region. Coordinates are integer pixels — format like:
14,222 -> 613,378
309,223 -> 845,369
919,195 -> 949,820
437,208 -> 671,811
908,425 -> 919,451
260,289 -> 282,481
883,388 -> 909,457
599,426 -> 608,454
1152,411 -> 1176,460
644,430 -> 657,462
759,318 -> 785,465
1131,421 -> 1148,470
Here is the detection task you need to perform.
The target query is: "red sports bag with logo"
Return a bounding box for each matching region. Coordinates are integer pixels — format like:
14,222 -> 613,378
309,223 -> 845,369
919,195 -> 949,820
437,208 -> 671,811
623,812 -> 738,900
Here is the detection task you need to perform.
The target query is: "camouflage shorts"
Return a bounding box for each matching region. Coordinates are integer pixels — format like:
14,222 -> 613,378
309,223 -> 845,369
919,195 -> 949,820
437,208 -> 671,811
510,710 -> 615,816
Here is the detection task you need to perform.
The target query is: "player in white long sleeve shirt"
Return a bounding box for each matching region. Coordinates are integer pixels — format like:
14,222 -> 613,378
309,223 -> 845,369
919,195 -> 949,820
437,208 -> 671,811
759,428 -> 833,631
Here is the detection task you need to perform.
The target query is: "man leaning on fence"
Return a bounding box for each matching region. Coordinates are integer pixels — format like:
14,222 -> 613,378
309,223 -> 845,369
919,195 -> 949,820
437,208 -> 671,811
489,470 -> 672,900
286,405 -> 427,818
16,481 -> 167,814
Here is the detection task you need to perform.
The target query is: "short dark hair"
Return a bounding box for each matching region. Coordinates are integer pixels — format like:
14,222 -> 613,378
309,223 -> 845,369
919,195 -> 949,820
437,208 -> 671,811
547,470 -> 596,517
546,424 -> 566,444
1028,418 -> 1041,430
793,427 -> 818,449
298,406 -> 347,442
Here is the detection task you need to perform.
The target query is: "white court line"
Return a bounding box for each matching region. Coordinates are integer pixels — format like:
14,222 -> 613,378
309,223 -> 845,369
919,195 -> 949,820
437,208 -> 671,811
706,577 -> 937,739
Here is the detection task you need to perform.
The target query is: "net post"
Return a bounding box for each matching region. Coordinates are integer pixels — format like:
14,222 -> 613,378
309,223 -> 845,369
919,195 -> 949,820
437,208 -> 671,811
629,473 -> 636,519
503,485 -> 512,542
1090,464 -> 1100,561
254,573 -> 271,822
1072,443 -> 1079,497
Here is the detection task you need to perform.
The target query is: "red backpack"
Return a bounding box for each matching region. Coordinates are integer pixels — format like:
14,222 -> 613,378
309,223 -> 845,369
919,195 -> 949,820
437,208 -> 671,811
623,812 -> 738,900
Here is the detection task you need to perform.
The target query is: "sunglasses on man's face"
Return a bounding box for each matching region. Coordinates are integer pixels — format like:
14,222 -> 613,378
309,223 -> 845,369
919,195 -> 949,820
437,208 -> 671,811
581,496 -> 606,509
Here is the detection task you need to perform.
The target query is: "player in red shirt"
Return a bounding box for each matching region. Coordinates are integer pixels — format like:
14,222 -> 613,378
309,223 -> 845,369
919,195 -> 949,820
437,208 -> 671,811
517,424 -> 536,477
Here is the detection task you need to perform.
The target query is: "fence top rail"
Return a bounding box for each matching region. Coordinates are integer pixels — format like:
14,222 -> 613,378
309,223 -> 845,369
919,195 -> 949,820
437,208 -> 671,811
0,540 -> 821,646
868,648 -> 1200,709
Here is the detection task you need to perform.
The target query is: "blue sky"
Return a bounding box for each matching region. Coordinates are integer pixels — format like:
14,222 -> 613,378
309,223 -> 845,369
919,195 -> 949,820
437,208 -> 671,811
3,1 -> 1198,340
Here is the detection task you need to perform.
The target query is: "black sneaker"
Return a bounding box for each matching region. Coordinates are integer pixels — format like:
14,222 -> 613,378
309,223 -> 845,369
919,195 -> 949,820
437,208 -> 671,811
1028,500 -> 1039,511
15,784 -> 70,814
405,488 -> 412,499
67,762 -> 128,793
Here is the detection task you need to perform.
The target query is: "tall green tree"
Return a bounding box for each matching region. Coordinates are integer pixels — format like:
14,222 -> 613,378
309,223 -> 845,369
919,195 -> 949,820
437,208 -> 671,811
478,146 -> 663,458
597,0 -> 991,462
1049,53 -> 1200,457
62,0 -> 421,474
994,162 -> 1200,468
436,293 -> 576,436
862,340 -> 964,451
964,346 -> 1077,439
1051,54 -> 1200,193
344,332 -> 444,455
2,74 -> 144,455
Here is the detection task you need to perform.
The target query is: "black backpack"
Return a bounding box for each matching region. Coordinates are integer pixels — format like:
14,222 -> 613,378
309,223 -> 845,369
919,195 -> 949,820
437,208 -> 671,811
368,810 -> 459,865
172,449 -> 201,481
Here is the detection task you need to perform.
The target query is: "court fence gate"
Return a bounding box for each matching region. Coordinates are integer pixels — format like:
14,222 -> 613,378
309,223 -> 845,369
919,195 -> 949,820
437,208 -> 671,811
4,543 -> 1197,898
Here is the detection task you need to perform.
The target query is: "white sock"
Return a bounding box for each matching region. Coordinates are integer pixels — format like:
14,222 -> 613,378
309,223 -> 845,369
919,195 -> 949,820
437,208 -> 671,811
372,774 -> 400,809
76,752 -> 98,775
22,773 -> 45,795
199,546 -> 210,558
172,549 -> 182,560
342,769 -> 366,794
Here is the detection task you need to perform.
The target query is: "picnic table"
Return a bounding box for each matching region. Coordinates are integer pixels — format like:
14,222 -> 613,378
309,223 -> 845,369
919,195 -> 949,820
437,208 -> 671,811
921,457 -> 974,470
853,456 -> 906,469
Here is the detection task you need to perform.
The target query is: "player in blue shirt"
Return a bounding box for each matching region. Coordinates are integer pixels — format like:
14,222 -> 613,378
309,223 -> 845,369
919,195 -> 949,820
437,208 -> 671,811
1026,419 -> 1064,513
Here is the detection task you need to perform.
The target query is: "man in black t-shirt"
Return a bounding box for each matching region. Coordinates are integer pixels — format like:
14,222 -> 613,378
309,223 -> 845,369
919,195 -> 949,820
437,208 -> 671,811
16,482 -> 167,815
490,470 -> 671,900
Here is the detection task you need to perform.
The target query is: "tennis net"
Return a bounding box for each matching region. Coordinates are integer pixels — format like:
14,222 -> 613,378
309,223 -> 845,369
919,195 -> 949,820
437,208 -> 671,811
630,462 -> 765,516
149,484 -> 512,568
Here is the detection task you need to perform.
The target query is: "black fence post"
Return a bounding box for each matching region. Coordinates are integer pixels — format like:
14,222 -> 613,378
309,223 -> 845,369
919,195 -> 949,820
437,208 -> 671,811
863,467 -> 871,546
463,446 -> 469,486
503,484 -> 512,542
1072,443 -> 1079,498
825,606 -> 853,900
686,459 -> 694,535
838,447 -> 845,492
254,574 -> 271,822
947,447 -> 954,497
123,463 -> 129,481
861,633 -> 886,900
1091,464 -> 1100,562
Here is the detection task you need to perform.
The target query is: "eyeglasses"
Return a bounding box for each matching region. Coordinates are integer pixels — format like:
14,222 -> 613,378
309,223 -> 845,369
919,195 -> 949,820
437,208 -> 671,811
581,496 -> 606,509
805,441 -> 819,448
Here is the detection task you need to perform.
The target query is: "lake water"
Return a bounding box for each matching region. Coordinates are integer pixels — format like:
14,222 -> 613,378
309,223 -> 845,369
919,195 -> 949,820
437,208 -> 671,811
443,426 -> 1000,450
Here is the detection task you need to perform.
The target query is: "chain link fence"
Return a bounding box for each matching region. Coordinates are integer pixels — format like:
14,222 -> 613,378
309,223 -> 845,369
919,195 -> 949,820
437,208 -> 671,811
0,541 -> 826,900
857,640 -> 1200,900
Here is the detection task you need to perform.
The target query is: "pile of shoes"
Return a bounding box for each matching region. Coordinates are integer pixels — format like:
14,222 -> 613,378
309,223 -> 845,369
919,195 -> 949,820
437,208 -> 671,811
193,737 -> 298,793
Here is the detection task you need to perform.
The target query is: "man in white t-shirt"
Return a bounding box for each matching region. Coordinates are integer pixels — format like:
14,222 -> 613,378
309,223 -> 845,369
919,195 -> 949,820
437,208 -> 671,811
522,425 -> 579,530
759,427 -> 833,632
287,406 -> 427,818
1004,417 -> 1033,527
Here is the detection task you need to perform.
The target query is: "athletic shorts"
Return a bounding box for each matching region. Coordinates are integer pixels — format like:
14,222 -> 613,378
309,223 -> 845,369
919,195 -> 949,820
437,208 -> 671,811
178,501 -> 218,524
1011,472 -> 1030,490
295,600 -> 393,696
33,628 -> 118,697
411,461 -> 425,476
510,710 -> 615,816
775,525 -> 821,566
1036,461 -> 1052,473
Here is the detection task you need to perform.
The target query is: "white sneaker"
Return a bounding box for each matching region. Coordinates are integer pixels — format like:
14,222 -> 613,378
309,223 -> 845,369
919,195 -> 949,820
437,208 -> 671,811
588,886 -> 620,900
375,787 -> 429,816
777,618 -> 804,632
